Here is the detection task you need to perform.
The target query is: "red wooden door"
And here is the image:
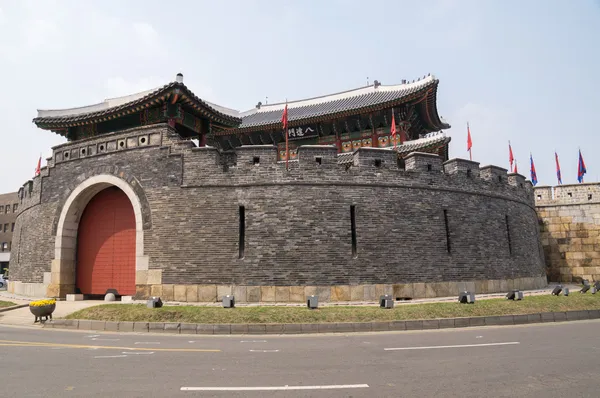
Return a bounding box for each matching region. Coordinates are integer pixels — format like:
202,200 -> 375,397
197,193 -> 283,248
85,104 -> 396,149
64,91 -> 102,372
76,187 -> 136,295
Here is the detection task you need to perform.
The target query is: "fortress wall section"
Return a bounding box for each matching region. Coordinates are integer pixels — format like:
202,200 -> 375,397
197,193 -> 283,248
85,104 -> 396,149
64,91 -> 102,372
535,183 -> 600,283
9,125 -> 547,300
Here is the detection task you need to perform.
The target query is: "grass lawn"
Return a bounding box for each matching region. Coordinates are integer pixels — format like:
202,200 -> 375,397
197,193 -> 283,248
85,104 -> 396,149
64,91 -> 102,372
66,294 -> 600,324
0,300 -> 16,308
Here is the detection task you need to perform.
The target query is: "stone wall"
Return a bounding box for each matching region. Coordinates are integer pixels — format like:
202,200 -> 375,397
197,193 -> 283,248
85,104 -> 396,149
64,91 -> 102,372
535,183 -> 600,283
9,123 -> 547,300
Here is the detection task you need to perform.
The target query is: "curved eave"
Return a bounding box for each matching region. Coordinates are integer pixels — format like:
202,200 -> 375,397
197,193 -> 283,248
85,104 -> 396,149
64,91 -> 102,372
32,82 -> 241,133
219,80 -> 449,136
419,83 -> 451,131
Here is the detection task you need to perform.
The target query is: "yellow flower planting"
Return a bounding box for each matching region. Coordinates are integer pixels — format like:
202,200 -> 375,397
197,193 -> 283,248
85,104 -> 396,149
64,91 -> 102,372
29,299 -> 56,307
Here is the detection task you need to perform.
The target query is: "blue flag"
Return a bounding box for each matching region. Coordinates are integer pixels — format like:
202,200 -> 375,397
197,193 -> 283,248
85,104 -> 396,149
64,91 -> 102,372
530,154 -> 538,186
577,149 -> 587,183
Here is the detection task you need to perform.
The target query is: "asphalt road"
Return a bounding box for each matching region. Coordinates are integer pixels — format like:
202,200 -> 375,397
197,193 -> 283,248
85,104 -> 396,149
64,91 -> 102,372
0,320 -> 599,397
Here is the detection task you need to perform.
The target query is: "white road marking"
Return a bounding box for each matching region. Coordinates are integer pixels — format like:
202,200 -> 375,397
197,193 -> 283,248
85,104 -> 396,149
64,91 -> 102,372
86,335 -> 100,338
134,342 -> 160,345
240,340 -> 267,343
249,349 -> 279,352
188,341 -> 195,343
91,338 -> 120,341
94,355 -> 127,359
384,342 -> 520,351
122,352 -> 154,355
476,336 -> 483,339
180,384 -> 369,391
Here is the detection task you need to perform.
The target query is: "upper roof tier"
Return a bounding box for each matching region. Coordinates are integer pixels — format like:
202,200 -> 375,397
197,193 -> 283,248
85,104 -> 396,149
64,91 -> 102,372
33,73 -> 450,135
237,75 -> 449,132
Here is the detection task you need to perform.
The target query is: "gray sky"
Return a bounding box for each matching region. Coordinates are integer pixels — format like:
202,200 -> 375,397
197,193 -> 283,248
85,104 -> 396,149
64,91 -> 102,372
1,0 -> 598,192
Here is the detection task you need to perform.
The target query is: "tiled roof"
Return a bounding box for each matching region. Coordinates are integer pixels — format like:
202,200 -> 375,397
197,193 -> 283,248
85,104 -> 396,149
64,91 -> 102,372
394,132 -> 450,154
335,132 -> 450,164
238,75 -> 448,130
33,73 -> 449,134
33,81 -> 242,129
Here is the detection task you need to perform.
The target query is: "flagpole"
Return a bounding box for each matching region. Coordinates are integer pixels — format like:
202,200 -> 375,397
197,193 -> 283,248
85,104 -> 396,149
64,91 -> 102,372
284,101 -> 289,171
392,108 -> 397,151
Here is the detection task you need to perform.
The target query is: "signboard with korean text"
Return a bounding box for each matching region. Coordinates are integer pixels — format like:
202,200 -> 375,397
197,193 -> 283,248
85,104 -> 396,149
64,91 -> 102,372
287,125 -> 319,141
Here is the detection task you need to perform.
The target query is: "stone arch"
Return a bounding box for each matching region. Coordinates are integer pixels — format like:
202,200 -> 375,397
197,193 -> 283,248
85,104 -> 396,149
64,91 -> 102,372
48,174 -> 149,298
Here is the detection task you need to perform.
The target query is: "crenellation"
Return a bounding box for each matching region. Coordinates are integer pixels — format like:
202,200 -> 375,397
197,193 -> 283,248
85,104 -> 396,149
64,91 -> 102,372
535,183 -> 600,206
52,124 -> 167,165
234,145 -> 278,166
352,147 -> 397,169
507,173 -> 526,188
405,151 -> 443,173
443,158 -> 480,179
480,165 -> 508,184
297,145 -> 338,168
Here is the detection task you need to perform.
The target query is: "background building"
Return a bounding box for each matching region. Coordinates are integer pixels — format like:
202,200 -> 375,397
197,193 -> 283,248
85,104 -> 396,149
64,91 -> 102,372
0,191 -> 19,275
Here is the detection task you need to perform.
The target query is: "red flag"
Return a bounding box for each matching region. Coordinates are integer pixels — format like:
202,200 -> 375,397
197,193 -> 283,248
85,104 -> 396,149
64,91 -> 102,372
281,103 -> 288,132
514,160 -> 518,174
282,104 -> 289,169
508,142 -> 514,172
390,109 -> 397,149
35,156 -> 41,176
466,123 -> 473,160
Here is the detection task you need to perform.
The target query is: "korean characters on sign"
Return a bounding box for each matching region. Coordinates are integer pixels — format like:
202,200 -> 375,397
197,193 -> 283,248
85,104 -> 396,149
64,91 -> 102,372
287,126 -> 318,140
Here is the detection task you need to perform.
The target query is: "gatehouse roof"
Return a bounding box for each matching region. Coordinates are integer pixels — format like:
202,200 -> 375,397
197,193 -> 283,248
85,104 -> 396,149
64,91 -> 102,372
33,73 -> 450,135
237,75 -> 449,132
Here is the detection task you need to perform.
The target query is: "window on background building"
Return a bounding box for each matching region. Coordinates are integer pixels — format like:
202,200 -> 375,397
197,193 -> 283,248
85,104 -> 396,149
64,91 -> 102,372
4,205 -> 9,213
1,242 -> 6,252
13,203 -> 17,212
3,224 -> 8,233
11,223 -> 15,232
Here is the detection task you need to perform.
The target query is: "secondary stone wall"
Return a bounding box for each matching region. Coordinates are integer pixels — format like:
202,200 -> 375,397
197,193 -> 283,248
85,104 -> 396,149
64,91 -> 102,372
9,123 -> 547,300
535,183 -> 600,283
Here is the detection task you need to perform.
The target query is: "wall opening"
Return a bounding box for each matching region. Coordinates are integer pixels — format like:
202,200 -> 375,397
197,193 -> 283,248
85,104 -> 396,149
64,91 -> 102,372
466,169 -> 472,178
427,164 -> 432,172
315,157 -> 322,165
505,215 -> 512,255
588,194 -> 593,200
374,159 -> 382,168
397,157 -> 405,170
253,156 -> 260,165
443,209 -> 451,253
350,205 -> 357,258
239,205 -> 245,259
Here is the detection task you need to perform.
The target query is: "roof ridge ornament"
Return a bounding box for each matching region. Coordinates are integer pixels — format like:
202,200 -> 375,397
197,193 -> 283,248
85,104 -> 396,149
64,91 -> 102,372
176,73 -> 183,83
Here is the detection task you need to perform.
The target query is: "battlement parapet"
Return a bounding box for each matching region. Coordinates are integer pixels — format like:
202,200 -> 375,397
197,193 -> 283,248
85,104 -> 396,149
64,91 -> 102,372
352,147 -> 398,169
534,183 -> 600,206
405,151 -> 443,172
235,145 -> 278,166
480,165 -> 509,184
50,124 -> 168,165
30,126 -> 535,205
443,158 -> 480,178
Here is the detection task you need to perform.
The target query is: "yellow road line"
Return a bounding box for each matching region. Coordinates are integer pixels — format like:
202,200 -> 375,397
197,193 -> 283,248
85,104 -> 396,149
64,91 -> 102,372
0,339 -> 220,352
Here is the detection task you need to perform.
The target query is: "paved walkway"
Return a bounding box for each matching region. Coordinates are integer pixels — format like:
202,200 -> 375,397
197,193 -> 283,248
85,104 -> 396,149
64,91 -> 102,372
0,282 -> 583,327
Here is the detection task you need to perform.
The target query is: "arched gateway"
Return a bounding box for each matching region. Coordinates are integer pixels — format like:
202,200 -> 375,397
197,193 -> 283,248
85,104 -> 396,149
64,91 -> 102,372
76,187 -> 136,296
50,174 -> 147,298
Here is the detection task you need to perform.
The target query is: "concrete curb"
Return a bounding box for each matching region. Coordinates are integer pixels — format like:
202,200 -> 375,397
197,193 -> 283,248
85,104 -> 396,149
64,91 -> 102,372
0,304 -> 29,313
41,310 -> 600,334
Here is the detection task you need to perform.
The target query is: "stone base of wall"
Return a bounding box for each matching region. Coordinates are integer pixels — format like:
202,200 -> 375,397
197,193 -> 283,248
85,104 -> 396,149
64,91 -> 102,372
8,281 -> 49,298
134,276 -> 548,303
9,276 -> 548,301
